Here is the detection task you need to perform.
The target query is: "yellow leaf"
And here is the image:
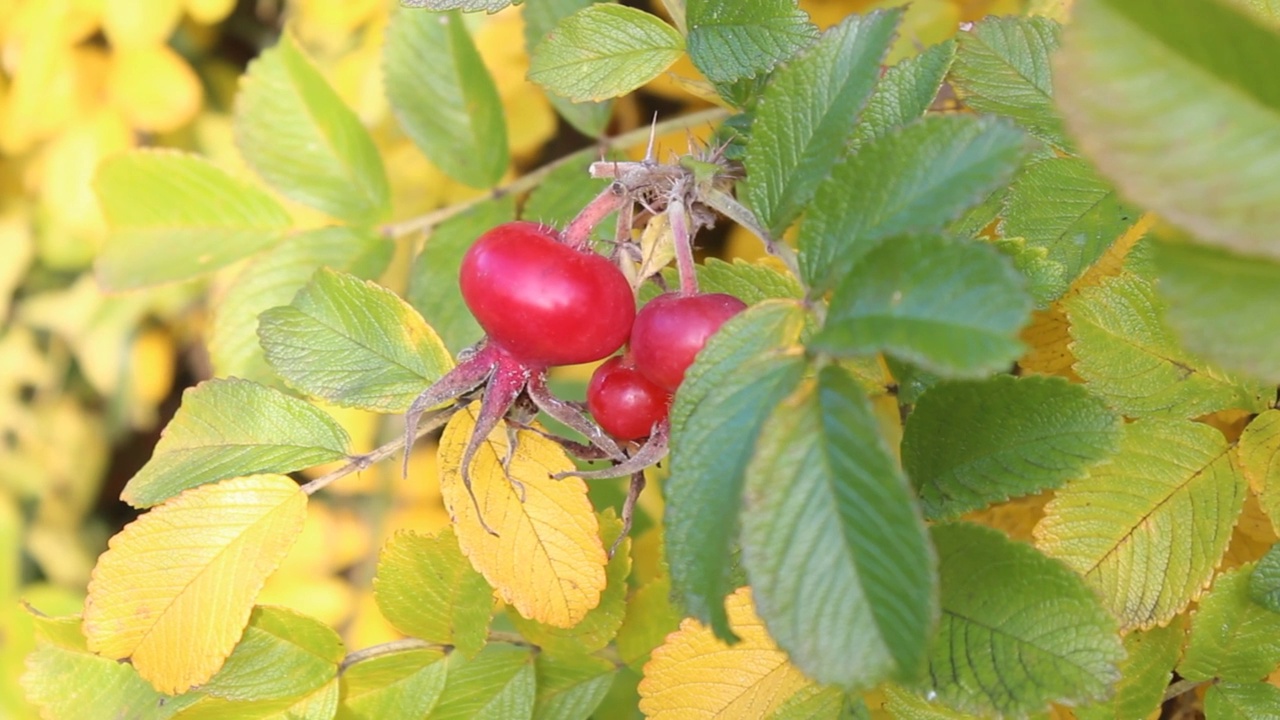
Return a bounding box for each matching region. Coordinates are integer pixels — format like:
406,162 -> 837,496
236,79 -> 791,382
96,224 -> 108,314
107,44 -> 201,132
438,407 -> 606,628
184,0 -> 235,25
83,475 -> 307,694
101,0 -> 181,47
1018,306 -> 1081,381
638,587 -> 813,718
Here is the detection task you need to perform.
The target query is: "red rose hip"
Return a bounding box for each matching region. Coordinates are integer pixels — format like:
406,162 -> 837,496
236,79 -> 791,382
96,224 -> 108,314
587,356 -> 671,441
459,221 -> 635,368
629,292 -> 748,392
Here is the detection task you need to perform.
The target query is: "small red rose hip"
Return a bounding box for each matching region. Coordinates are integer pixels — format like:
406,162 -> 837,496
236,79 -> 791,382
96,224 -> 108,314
587,355 -> 672,441
459,221 -> 635,368
629,292 -> 748,392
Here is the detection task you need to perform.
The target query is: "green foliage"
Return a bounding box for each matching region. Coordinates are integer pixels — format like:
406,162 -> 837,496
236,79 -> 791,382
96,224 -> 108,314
849,39 -> 955,149
121,377 -> 350,507
528,5 -> 684,102
1181,563 -> 1280,682
199,606 -> 343,701
522,0 -> 615,136
1074,621 -> 1183,720
258,268 -> 454,412
402,0 -> 520,11
531,654 -> 615,720
685,0 -> 818,83
236,33 -> 390,225
385,8 -> 508,188
1251,542 -> 1280,612
927,523 -> 1123,717
903,374 -> 1122,519
94,151 -> 292,290
1205,682 -> 1280,720
741,365 -> 935,689
429,644 -> 537,718
336,648 -> 448,718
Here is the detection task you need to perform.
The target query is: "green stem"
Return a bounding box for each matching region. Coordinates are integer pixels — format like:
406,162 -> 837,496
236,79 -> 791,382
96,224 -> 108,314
1162,677 -> 1213,703
339,638 -> 442,672
381,107 -> 731,240
301,404 -> 461,496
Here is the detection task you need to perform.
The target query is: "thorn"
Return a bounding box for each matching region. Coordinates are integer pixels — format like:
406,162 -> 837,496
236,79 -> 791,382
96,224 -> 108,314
644,112 -> 659,164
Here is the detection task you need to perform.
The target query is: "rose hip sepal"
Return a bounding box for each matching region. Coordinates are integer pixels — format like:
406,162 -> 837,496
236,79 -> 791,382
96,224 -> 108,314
629,292 -> 748,391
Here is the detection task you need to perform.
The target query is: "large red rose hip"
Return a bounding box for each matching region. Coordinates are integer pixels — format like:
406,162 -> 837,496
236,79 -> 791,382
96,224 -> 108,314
459,221 -> 636,368
629,292 -> 748,392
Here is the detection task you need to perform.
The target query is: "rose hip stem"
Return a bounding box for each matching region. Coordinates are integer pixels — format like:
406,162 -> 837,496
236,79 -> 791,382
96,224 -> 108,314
563,181 -> 628,251
668,189 -> 699,296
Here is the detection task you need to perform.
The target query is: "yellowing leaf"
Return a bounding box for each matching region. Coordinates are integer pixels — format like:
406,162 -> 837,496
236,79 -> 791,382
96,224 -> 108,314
102,0 -> 181,47
438,407 -> 606,629
83,475 -> 308,694
184,0 -> 235,24
1241,410 -> 1280,534
107,44 -> 202,132
638,587 -> 815,718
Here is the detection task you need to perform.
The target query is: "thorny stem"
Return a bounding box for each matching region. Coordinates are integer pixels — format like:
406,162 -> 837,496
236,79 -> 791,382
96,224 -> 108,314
668,188 -> 699,296
380,107 -> 730,239
564,182 -> 627,250
301,404 -> 462,496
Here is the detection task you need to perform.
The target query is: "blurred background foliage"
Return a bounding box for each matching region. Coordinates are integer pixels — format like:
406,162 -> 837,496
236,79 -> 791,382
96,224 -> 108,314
0,0 -> 1032,715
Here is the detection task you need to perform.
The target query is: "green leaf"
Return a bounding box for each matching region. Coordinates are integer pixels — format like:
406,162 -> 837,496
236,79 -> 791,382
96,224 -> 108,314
1065,272 -> 1269,418
400,0 -> 517,10
950,16 -> 1066,147
236,33 -> 389,224
685,0 -> 818,83
523,0 -> 614,136
408,196 -> 517,355
1240,410 -> 1280,534
800,115 -> 1029,289
121,378 -> 348,507
741,364 -> 935,690
1001,156 -> 1140,302
259,268 -> 454,412
385,8 -> 508,188
637,257 -> 803,305
532,654 -> 615,720
170,681 -> 339,720
430,644 -> 536,720
903,375 -> 1122,520
1074,620 -> 1183,720
94,151 -> 292,290
811,234 -> 1032,377
200,606 -> 342,701
510,511 -> 631,656
1251,542 -> 1280,612
743,9 -> 901,236
850,39 -> 956,149
373,528 -> 491,658
1205,682 -> 1280,720
1153,238 -> 1280,384
528,5 -> 683,102
615,576 -> 682,669
337,648 -> 447,719
768,684 -> 846,719
927,522 -> 1123,717
882,685 -> 984,719
992,237 -> 1070,308
1181,563 -> 1280,683
521,150 -> 613,230
1054,0 -> 1280,259
1036,419 -> 1248,630
210,227 -> 392,383
666,300 -> 807,640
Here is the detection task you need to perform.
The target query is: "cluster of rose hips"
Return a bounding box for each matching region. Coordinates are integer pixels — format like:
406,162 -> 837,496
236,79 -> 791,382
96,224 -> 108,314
403,155 -> 746,538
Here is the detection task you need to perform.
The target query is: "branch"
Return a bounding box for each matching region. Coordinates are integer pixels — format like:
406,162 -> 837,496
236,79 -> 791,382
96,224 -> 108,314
1162,676 -> 1213,704
339,638 -> 443,672
301,404 -> 463,496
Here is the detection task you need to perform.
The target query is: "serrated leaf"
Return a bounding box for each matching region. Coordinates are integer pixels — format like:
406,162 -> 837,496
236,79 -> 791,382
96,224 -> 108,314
850,39 -> 956,149
903,375 -> 1122,520
1065,272 -> 1268,418
1240,410 -> 1280,534
926,522 -> 1123,717
523,0 -> 614,136
741,365 -> 935,689
430,644 -> 536,720
84,475 -> 308,694
1181,563 -> 1280,682
373,527 -> 491,657
385,8 -> 508,188
1001,156 -> 1140,303
201,605 -> 343,700
528,5 -> 683,102
950,16 -> 1066,147
685,0 -> 818,83
121,377 -> 350,507
400,0 -> 516,10
236,33 -> 389,224
744,9 -> 901,236
1055,0 -> 1280,259
1250,543 -> 1280,611
638,587 -> 816,718
337,647 -> 448,719
532,654 -> 615,720
800,115 -> 1029,289
883,685 -> 992,719
768,684 -> 845,720
510,511 -> 630,656
210,227 -> 392,383
440,407 -> 607,628
1153,238 -> 1280,384
408,196 -> 516,355
21,623 -> 201,720
259,268 -> 454,412
1205,682 -> 1280,720
172,678 -> 339,720
665,301 -> 807,640
811,234 -> 1032,377
94,151 -> 292,290
615,576 -> 682,669
1036,419 -> 1247,630
1074,620 -> 1183,720
637,257 -> 803,305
